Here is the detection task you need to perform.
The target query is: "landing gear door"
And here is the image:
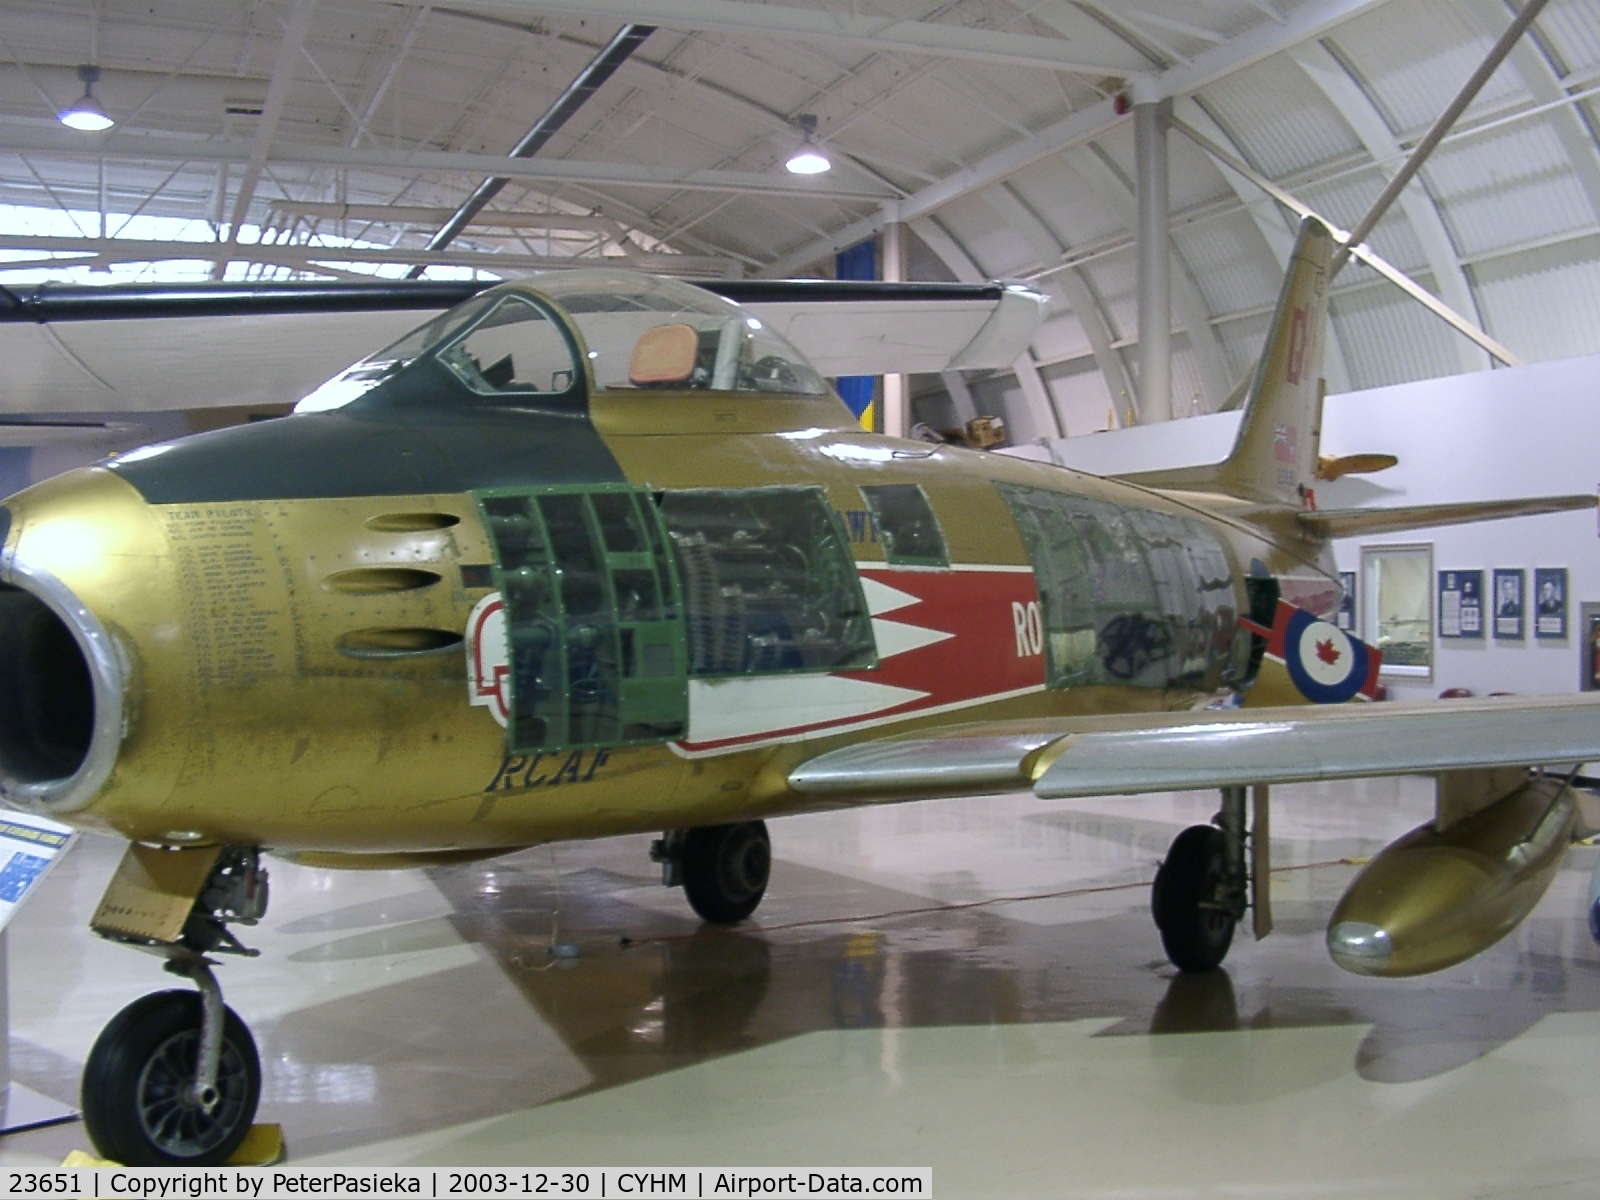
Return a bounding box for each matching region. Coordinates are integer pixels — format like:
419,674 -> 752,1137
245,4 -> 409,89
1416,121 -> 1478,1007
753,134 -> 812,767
476,485 -> 688,754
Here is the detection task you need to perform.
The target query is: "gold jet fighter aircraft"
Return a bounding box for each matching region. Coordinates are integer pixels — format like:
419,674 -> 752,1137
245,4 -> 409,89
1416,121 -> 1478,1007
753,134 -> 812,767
1,217 -> 1598,1165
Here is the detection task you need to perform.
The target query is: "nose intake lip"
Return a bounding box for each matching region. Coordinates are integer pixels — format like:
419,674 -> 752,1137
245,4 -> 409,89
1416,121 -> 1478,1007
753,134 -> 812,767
0,547 -> 124,814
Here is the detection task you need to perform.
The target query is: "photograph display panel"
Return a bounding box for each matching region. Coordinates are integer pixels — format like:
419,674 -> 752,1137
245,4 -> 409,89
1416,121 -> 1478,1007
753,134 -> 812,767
1535,568 -> 1568,639
1493,569 -> 1525,640
1438,570 -> 1484,639
1588,608 -> 1600,692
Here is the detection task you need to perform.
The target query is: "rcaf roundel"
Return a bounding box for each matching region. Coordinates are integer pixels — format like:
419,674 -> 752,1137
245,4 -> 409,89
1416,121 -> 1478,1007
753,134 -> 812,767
1262,599 -> 1382,704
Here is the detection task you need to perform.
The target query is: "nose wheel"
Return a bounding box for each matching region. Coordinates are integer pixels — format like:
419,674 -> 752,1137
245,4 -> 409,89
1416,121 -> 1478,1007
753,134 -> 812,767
81,975 -> 261,1166
83,845 -> 269,1166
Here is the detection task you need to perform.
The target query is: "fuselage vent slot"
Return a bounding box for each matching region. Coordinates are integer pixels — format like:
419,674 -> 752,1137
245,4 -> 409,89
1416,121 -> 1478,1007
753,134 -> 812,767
323,567 -> 441,594
365,513 -> 462,533
336,628 -> 464,658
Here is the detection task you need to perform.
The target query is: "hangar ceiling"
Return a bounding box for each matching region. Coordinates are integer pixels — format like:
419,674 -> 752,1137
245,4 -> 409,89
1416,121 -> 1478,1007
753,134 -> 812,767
3,0 -> 1600,438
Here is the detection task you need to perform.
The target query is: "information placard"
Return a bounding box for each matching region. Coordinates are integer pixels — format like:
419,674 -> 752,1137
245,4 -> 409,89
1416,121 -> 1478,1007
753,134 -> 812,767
1438,570 -> 1483,639
0,812 -> 74,933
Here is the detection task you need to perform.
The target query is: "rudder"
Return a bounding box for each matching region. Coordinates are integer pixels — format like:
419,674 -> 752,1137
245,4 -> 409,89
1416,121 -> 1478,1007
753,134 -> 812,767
1116,216 -> 1335,506
1215,216 -> 1334,505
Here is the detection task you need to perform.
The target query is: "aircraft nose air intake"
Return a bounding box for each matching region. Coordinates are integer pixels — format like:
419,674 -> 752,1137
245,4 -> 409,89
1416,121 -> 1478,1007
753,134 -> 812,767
1326,921 -> 1393,973
0,524 -> 125,816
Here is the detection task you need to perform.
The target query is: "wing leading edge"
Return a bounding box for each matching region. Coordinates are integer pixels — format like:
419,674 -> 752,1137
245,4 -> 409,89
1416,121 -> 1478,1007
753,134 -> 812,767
787,693 -> 1600,801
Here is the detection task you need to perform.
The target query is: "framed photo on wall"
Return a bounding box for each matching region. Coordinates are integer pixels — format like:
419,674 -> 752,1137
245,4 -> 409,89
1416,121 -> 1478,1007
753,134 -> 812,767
1337,571 -> 1356,631
1364,544 -> 1433,677
1535,568 -> 1569,639
1585,605 -> 1600,691
1493,568 -> 1525,640
1438,569 -> 1483,639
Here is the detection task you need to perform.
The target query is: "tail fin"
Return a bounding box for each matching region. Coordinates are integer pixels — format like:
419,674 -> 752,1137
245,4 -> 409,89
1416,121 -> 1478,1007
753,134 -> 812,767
1120,216 -> 1335,505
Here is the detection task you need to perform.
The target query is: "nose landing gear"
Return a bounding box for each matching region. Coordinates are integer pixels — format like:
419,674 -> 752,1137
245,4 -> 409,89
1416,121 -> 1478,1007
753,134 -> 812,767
81,965 -> 260,1166
83,845 -> 268,1166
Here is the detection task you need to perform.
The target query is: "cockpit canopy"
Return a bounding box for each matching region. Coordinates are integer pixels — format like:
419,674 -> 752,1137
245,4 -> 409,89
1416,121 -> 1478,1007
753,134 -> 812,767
296,269 -> 829,413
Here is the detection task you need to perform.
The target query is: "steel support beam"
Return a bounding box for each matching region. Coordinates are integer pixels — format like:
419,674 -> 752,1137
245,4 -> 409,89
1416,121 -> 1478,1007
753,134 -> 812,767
1135,101 -> 1172,422
908,215 -> 1064,440
763,0 -> 1391,276
1009,353 -> 1064,442
410,23 -> 654,275
939,370 -> 979,424
880,217 -> 908,438
1328,0 -> 1548,273
1168,114 -> 1522,367
1068,146 -> 1232,413
979,185 -> 1128,430
0,234 -> 738,277
266,202 -> 630,232
457,1 -> 1136,74
1172,97 -> 1354,394
1468,0 -> 1600,226
0,126 -> 897,200
1292,42 -> 1490,373
216,0 -> 318,276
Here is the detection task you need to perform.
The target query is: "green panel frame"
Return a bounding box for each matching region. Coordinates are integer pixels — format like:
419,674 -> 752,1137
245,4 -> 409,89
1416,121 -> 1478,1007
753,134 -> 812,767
476,483 -> 689,754
859,483 -> 950,568
660,486 -> 877,679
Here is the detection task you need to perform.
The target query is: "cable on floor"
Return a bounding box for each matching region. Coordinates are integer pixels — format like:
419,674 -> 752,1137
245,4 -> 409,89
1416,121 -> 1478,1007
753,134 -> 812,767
620,856 -> 1356,948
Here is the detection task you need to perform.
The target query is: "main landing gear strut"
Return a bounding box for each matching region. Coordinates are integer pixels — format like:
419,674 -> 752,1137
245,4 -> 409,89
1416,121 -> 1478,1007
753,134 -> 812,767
1151,786 -> 1270,972
652,820 -> 771,924
83,846 -> 267,1166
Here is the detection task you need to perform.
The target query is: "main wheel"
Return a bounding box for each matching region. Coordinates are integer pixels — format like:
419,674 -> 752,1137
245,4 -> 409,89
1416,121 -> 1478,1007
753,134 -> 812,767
1151,824 -> 1237,973
681,821 -> 770,924
82,990 -> 260,1167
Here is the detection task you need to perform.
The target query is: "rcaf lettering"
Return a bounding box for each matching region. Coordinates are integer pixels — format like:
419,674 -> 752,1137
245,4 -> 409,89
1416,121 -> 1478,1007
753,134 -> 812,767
485,747 -> 611,792
1012,600 -> 1043,656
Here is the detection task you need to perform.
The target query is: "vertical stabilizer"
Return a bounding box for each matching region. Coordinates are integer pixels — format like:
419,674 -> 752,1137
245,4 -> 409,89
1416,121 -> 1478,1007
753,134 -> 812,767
1117,217 -> 1334,505
1214,216 -> 1333,505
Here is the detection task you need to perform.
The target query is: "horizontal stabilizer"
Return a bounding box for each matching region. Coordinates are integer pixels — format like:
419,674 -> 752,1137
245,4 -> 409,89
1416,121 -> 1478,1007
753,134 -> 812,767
1315,453 -> 1398,481
788,693 -> 1600,802
1299,493 -> 1596,539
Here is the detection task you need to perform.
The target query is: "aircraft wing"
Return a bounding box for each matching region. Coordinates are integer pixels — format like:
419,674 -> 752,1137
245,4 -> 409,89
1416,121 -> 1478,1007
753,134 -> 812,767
0,278 -> 1046,414
787,692 -> 1600,801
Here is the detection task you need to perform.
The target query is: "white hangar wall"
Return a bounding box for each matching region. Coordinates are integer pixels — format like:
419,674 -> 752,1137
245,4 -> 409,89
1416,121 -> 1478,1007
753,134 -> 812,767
1008,353 -> 1600,701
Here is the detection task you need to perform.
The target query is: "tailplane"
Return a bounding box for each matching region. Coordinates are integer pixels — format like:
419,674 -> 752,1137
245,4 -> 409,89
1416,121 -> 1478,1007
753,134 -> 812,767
1120,216 -> 1335,505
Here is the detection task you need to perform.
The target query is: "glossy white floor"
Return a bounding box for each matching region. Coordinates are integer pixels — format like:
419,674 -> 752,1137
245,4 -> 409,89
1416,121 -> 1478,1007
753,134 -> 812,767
4,778 -> 1600,1197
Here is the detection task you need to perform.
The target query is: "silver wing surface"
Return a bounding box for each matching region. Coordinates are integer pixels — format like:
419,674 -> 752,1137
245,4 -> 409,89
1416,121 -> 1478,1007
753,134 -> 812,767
788,693 -> 1600,801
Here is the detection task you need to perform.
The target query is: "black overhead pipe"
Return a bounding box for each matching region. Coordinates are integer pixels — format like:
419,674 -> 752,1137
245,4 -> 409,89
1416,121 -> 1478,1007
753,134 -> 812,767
405,23 -> 655,278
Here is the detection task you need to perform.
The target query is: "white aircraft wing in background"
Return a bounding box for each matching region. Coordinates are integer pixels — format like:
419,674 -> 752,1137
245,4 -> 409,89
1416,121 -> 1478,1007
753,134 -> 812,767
0,278 -> 1047,414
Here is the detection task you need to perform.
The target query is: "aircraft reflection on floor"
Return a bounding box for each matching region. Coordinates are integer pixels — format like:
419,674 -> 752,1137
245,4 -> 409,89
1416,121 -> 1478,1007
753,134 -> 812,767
255,791 -> 1600,1158
9,781 -> 1600,1167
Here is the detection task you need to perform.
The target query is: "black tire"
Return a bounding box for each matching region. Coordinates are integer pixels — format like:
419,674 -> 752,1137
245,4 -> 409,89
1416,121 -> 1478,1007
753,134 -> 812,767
1151,824 -> 1237,973
82,990 -> 260,1167
681,821 -> 770,924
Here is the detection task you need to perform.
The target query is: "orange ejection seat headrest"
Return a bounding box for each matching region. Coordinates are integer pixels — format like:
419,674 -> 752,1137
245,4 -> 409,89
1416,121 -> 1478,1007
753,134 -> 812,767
629,323 -> 698,386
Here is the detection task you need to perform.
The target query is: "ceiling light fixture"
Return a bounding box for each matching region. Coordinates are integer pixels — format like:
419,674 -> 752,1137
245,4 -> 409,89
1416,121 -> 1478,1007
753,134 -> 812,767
59,65 -> 113,132
785,114 -> 830,175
